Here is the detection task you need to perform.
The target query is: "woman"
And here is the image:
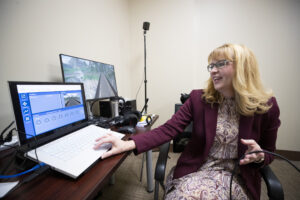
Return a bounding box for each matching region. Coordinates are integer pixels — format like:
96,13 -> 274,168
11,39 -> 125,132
94,44 -> 281,200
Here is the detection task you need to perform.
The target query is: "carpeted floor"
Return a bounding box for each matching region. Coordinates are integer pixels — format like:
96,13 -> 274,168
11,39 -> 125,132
97,151 -> 300,200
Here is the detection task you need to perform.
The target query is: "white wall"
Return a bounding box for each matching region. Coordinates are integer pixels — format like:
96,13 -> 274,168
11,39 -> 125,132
0,0 -> 132,128
129,0 -> 300,151
1,0 -> 299,151
128,0 -> 196,127
195,0 -> 300,151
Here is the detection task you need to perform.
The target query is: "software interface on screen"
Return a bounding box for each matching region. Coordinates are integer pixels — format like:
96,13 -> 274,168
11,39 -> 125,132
17,84 -> 85,139
60,54 -> 118,100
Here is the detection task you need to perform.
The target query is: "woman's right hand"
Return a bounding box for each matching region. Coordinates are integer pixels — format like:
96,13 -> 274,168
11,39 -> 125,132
93,133 -> 136,159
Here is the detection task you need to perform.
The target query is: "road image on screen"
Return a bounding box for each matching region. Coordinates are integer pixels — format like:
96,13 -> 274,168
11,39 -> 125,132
60,54 -> 118,100
64,92 -> 82,107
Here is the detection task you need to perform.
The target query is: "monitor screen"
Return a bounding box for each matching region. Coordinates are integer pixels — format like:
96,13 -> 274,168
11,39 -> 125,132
60,54 -> 118,101
9,82 -> 88,146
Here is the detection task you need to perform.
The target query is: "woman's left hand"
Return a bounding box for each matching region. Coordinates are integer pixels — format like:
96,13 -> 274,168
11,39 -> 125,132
239,139 -> 265,165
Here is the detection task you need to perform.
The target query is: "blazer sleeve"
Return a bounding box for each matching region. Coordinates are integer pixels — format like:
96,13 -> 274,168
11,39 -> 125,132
130,90 -> 198,154
259,97 -> 281,166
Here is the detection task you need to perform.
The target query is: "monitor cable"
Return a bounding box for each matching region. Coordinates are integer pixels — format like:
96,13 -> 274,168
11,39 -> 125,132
229,150 -> 300,200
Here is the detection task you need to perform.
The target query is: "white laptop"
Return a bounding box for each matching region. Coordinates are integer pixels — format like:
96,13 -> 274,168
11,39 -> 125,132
8,81 -> 124,179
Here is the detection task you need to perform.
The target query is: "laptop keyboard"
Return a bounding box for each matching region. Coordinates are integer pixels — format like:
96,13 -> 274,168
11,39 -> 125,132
38,127 -> 111,162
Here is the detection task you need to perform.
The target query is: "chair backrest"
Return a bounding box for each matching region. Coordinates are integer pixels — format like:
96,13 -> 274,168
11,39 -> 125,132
173,104 -> 193,153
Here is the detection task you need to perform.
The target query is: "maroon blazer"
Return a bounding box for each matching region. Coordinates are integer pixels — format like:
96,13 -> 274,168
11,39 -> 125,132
131,89 -> 280,200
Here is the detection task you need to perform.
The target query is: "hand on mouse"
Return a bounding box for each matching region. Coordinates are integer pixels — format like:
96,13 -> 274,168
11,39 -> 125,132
94,133 -> 136,159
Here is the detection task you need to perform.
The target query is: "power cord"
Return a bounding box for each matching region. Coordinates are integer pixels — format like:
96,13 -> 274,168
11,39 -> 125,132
0,121 -> 15,145
229,150 -> 300,200
0,121 -> 14,137
0,129 -> 17,152
0,128 -> 47,179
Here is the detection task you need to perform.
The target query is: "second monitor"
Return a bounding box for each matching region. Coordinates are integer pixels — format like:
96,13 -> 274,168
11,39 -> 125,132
60,54 -> 118,101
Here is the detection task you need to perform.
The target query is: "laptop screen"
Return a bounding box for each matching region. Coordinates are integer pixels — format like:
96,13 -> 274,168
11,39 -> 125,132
9,82 -> 88,147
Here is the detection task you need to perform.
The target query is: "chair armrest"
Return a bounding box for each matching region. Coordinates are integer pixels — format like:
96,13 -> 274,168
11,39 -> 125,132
154,142 -> 170,182
260,165 -> 284,200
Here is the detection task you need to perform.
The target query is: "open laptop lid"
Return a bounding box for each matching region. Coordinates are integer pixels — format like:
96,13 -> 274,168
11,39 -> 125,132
8,81 -> 89,149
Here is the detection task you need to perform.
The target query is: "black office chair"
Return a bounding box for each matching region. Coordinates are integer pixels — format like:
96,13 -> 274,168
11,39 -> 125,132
154,104 -> 284,200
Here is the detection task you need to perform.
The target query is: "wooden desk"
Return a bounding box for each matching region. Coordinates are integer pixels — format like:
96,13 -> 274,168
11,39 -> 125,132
1,115 -> 158,200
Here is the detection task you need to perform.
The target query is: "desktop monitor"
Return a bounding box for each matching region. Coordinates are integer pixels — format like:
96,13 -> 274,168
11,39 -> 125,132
59,54 -> 118,101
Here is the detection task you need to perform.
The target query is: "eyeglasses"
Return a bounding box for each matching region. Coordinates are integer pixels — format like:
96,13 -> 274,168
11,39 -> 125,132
207,60 -> 232,72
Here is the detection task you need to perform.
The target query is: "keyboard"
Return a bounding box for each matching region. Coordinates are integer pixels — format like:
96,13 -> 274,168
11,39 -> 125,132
26,125 -> 124,179
37,126 -> 111,162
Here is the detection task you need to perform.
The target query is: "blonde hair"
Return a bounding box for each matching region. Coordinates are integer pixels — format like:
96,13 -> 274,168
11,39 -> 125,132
203,43 -> 273,116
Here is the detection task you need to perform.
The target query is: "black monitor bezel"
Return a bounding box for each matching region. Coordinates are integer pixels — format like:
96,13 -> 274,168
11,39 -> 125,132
59,54 -> 118,101
8,81 -> 89,148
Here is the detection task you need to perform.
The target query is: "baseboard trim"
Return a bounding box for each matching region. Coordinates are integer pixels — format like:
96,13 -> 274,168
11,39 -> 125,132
275,149 -> 300,161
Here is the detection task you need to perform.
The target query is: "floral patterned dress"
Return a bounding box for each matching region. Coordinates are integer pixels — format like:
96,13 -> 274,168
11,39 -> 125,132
165,98 -> 251,200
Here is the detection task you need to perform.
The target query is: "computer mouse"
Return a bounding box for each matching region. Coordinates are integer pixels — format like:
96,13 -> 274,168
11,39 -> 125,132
117,126 -> 136,134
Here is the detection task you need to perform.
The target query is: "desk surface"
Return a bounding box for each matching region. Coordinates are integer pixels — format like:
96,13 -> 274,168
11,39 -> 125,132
1,115 -> 158,200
